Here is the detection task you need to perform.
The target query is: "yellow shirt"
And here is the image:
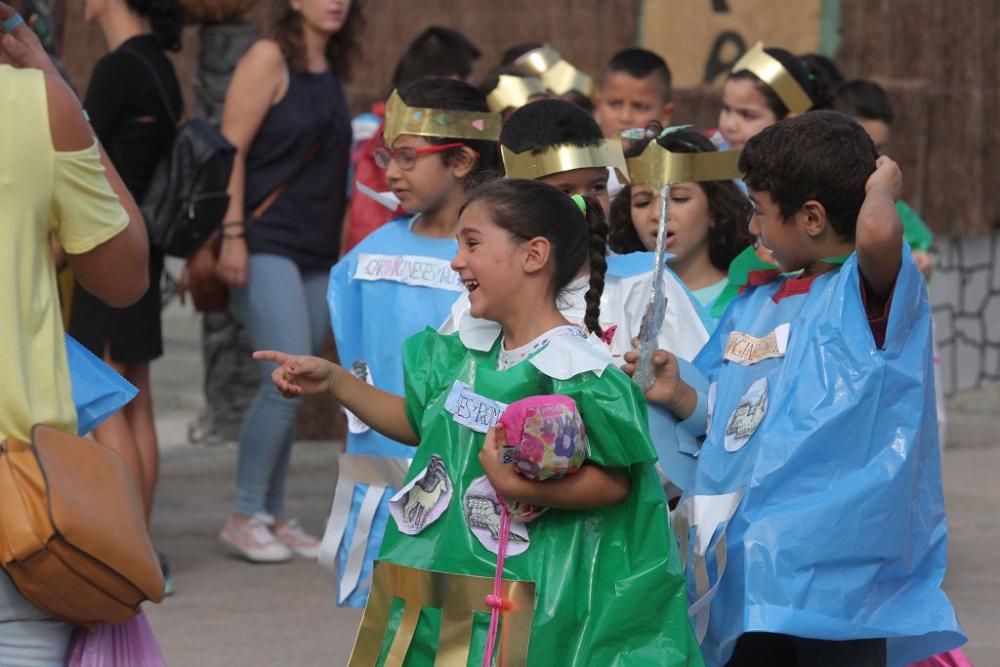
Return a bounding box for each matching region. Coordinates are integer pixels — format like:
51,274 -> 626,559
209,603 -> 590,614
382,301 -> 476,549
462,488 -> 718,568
0,66 -> 130,441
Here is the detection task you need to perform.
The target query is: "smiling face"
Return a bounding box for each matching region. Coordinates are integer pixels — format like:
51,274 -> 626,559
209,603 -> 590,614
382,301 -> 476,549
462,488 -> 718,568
383,134 -> 468,215
719,78 -> 779,150
538,167 -> 610,216
596,72 -> 673,138
630,182 -> 714,261
451,201 -> 533,322
291,0 -> 351,36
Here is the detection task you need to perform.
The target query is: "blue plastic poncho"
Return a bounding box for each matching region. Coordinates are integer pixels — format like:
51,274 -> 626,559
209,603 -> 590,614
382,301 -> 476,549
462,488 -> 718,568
678,249 -> 965,666
324,216 -> 462,607
65,333 -> 137,435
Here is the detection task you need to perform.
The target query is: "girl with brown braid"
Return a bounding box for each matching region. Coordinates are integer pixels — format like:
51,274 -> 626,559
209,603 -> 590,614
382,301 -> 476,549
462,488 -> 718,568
253,178 -> 700,665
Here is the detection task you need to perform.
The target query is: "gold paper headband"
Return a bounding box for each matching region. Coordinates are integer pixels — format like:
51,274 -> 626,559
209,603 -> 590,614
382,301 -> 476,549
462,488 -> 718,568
731,42 -> 813,115
514,45 -> 595,98
627,142 -> 742,188
501,138 -> 629,183
382,90 -> 502,145
486,75 -> 548,113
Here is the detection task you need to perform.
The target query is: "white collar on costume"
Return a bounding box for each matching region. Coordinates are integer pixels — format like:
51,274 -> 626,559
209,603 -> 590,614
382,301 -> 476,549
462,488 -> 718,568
457,315 -> 613,380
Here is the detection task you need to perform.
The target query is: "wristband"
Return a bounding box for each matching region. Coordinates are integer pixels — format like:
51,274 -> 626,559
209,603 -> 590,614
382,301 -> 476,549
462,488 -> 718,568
222,232 -> 246,240
222,221 -> 245,229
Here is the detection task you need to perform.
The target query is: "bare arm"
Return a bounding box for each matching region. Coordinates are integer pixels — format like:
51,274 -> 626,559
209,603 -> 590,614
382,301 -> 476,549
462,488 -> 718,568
856,156 -> 904,307
47,72 -> 149,307
479,426 -> 631,509
254,351 -> 418,445
215,40 -> 286,288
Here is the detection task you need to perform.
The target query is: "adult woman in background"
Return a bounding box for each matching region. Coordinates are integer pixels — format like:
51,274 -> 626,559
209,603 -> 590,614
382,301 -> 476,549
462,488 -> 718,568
216,0 -> 358,562
0,4 -> 148,662
68,0 -> 184,527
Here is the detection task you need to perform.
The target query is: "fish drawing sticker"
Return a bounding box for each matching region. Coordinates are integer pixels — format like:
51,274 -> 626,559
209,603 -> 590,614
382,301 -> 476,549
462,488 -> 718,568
724,377 -> 768,452
389,455 -> 452,535
463,476 -> 530,556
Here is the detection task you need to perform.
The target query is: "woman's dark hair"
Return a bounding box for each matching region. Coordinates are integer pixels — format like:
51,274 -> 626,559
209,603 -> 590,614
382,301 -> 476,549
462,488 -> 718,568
499,98 -> 603,153
729,47 -> 833,118
397,77 -> 502,188
126,0 -> 183,52
609,124 -> 753,271
391,26 -> 481,90
268,0 -> 364,78
461,179 -> 608,336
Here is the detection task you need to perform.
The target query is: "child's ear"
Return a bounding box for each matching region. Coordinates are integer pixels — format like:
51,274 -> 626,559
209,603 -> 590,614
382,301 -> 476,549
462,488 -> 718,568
522,236 -> 552,275
449,147 -> 477,180
800,199 -> 829,238
661,102 -> 675,126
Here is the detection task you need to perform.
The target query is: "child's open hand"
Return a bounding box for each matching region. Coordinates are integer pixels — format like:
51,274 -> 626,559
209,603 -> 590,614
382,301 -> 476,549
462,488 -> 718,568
479,425 -> 520,497
866,155 -> 902,201
253,350 -> 337,399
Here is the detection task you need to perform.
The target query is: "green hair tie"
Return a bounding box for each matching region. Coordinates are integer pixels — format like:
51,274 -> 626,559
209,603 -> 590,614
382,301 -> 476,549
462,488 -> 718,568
570,194 -> 587,214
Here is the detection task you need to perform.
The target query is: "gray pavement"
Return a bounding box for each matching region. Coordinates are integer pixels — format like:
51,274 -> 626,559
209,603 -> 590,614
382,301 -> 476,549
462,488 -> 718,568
147,297 -> 997,666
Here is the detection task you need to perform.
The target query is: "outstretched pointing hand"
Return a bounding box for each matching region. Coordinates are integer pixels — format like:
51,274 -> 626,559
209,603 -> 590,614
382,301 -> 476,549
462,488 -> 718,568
253,351 -> 336,399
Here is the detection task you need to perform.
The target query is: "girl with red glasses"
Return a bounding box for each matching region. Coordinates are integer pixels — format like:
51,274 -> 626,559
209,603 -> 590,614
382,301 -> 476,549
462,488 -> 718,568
323,77 -> 501,609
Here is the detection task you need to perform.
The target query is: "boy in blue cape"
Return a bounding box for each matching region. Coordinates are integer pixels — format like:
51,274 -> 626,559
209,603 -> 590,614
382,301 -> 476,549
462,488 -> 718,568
627,110 -> 965,666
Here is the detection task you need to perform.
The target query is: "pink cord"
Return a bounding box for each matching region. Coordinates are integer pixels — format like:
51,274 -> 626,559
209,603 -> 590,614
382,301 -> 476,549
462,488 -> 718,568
482,496 -> 512,667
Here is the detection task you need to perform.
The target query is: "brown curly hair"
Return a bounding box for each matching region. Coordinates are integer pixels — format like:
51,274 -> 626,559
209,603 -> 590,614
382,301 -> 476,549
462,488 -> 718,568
266,0 -> 364,79
609,125 -> 753,272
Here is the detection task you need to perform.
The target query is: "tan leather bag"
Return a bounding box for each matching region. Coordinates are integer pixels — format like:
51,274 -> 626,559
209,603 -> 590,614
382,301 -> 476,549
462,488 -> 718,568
0,425 -> 165,627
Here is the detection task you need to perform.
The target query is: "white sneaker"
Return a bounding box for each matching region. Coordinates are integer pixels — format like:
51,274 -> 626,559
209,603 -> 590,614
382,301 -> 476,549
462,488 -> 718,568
220,515 -> 293,563
269,517 -> 321,559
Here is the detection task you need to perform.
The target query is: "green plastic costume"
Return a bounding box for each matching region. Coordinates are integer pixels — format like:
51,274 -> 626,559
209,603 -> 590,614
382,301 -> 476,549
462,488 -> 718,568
355,328 -> 702,667
897,200 -> 934,251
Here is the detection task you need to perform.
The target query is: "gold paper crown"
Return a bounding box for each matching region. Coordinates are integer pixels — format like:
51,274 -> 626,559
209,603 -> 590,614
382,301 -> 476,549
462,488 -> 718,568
486,75 -> 548,113
627,142 -> 742,189
501,138 -> 629,183
731,42 -> 813,115
382,90 -> 503,145
514,45 -> 595,99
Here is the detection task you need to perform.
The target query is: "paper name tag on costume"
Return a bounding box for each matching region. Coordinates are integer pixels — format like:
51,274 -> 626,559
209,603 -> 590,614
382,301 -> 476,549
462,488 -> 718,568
444,381 -> 508,433
723,323 -> 790,366
725,377 -> 768,452
389,454 -> 453,535
464,476 -> 530,556
344,360 -> 375,434
355,253 -> 465,292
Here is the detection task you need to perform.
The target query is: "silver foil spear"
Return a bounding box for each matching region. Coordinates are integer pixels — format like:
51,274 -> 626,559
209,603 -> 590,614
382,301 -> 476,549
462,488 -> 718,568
633,183 -> 671,390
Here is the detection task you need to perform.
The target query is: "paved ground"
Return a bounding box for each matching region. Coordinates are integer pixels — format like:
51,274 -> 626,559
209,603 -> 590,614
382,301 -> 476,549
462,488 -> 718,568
145,299 -> 998,666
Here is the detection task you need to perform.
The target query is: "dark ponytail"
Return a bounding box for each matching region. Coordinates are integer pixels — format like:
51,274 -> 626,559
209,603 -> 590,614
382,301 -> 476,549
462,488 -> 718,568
459,179 -> 607,335
580,195 -> 608,338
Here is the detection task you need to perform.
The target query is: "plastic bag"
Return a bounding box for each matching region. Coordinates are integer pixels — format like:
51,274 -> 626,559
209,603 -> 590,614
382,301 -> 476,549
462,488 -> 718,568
64,611 -> 166,667
65,333 -> 137,435
910,649 -> 974,667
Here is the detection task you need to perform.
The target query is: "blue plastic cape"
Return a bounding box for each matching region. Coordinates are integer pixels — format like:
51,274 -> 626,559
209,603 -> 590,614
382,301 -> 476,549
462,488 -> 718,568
326,216 -> 462,607
679,249 -> 964,666
65,333 -> 137,435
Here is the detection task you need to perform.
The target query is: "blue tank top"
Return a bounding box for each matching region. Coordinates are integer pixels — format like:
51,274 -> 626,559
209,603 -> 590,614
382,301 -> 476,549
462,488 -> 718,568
245,65 -> 351,272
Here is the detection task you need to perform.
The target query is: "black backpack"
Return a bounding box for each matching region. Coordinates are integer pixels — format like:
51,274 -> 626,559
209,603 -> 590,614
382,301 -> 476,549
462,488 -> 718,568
125,47 -> 236,258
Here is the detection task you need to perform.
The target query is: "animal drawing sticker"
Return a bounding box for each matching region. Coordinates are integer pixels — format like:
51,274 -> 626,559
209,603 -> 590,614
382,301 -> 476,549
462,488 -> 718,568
344,360 -> 374,434
389,455 -> 452,535
724,377 -> 768,452
463,476 -> 530,556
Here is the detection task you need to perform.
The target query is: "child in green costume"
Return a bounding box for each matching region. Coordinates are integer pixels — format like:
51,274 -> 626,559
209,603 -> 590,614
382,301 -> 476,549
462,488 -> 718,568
256,179 -> 702,666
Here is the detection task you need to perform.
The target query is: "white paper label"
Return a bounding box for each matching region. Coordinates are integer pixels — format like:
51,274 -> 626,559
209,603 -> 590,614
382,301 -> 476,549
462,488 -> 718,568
389,455 -> 452,535
723,323 -> 790,366
464,476 -> 529,556
344,360 -> 374,434
444,381 -> 508,433
354,253 -> 465,292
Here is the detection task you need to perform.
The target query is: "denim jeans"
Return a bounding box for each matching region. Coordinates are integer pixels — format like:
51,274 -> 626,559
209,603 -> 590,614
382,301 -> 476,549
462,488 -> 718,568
230,254 -> 330,518
0,573 -> 72,666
